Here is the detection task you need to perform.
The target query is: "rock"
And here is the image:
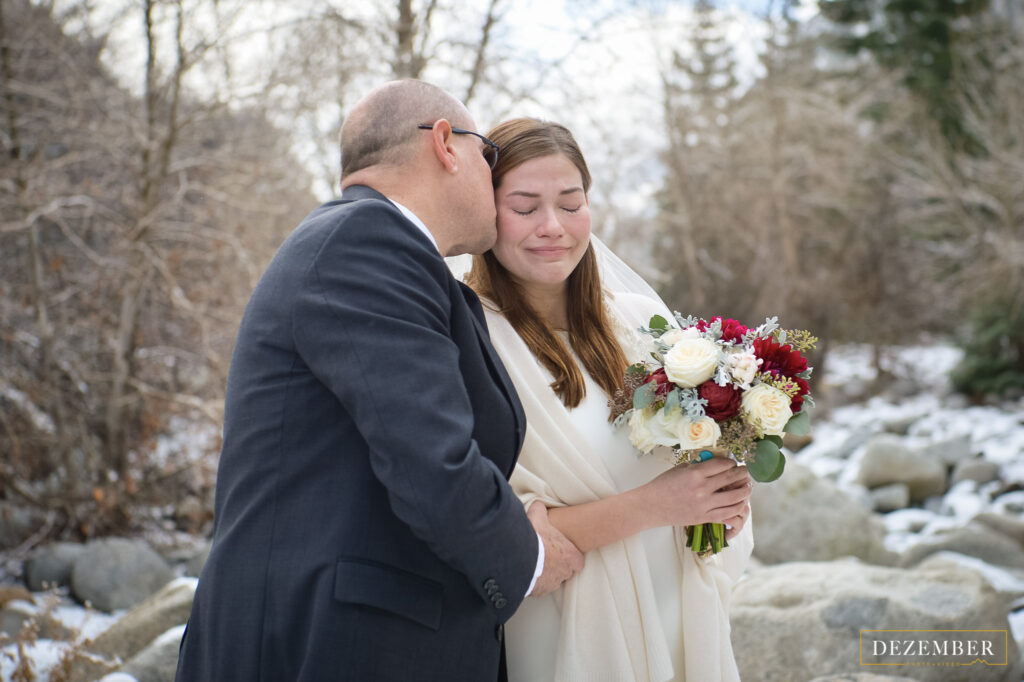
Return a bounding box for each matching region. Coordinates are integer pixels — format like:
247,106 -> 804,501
751,461 -> 894,565
835,426 -> 876,459
0,598 -> 35,637
855,434 -> 946,501
917,552 -> 1024,601
869,483 -> 910,513
731,559 -> 1020,682
70,538 -> 174,612
882,413 -> 918,436
0,502 -> 48,550
184,542 -> 210,578
899,523 -> 1024,570
782,432 -> 813,452
926,433 -> 975,466
973,512 -> 1024,546
809,674 -> 918,682
24,541 -> 85,590
119,624 -> 186,682
67,577 -> 195,682
951,459 -> 1001,486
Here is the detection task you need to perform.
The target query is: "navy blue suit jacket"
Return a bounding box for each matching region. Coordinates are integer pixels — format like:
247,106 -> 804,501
175,185 -> 538,681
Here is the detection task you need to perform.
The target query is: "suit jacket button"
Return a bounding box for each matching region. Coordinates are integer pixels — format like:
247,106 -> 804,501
495,597 -> 508,609
484,578 -> 497,590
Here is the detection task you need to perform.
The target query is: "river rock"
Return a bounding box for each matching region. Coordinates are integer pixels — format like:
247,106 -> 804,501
951,459 -> 1001,486
926,433 -> 975,466
855,434 -> 946,501
899,523 -> 1024,570
869,483 -> 910,513
810,674 -> 918,682
70,537 -> 173,612
0,502 -> 48,550
67,577 -> 195,682
751,461 -> 893,565
24,541 -> 85,590
118,624 -> 186,682
973,512 -> 1024,546
731,559 -> 1020,681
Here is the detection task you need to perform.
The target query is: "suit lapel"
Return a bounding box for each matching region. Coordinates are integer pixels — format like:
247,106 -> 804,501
458,281 -> 527,466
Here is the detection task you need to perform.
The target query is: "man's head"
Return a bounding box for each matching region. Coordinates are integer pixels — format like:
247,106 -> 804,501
339,80 -> 498,256
340,80 -> 472,178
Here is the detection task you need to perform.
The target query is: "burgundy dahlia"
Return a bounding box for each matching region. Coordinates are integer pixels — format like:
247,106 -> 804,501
753,337 -> 808,377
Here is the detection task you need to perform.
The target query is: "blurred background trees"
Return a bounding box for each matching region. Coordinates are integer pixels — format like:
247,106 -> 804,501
1,0 -> 1021,538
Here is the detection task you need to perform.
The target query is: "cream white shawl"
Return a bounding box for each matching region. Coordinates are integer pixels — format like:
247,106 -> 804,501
485,291 -> 753,682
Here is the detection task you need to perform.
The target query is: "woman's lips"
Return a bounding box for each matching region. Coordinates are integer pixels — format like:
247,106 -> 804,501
526,246 -> 570,256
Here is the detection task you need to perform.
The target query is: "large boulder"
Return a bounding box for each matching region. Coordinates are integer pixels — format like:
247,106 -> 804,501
751,461 -> 893,565
731,559 -> 1021,682
855,434 -> 946,501
67,577 -> 196,682
24,541 -> 85,590
70,538 -> 174,612
899,523 -> 1024,570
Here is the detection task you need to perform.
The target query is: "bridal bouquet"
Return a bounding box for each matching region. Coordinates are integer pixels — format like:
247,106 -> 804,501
610,314 -> 817,557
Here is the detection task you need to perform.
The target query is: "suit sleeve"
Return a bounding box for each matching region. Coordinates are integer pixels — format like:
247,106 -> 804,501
291,203 -> 538,619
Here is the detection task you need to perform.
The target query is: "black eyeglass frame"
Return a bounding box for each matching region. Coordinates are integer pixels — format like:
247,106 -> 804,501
417,124 -> 500,169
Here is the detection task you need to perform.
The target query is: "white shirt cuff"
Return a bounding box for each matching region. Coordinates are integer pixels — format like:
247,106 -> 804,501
525,531 -> 545,597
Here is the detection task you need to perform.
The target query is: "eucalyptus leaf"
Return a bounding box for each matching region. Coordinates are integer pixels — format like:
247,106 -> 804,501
747,439 -> 786,482
664,388 -> 681,414
784,410 -> 811,436
764,434 -> 784,448
633,382 -> 656,411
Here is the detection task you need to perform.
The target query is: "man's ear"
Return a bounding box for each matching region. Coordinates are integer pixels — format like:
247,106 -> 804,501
426,119 -> 459,173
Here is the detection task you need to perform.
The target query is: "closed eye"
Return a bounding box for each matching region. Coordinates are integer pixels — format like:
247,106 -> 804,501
562,206 -> 582,213
511,208 -> 536,216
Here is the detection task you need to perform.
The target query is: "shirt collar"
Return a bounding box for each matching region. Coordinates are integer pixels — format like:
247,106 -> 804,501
387,199 -> 439,254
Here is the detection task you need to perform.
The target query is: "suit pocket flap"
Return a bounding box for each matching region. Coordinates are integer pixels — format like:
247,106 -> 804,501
334,559 -> 443,631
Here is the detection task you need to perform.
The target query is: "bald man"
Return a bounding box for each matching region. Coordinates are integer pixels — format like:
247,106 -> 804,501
174,81 -> 583,682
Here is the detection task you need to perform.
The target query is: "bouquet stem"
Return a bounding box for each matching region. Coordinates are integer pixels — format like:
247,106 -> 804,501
686,522 -> 728,558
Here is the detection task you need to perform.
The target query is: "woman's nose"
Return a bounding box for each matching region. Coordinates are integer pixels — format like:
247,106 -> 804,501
536,207 -> 564,236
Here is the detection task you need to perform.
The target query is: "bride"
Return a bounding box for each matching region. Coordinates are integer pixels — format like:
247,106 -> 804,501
460,118 -> 754,682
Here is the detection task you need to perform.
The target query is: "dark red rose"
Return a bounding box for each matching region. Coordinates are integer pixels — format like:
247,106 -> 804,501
697,380 -> 742,421
697,316 -> 749,344
753,337 -> 808,377
645,368 -> 673,398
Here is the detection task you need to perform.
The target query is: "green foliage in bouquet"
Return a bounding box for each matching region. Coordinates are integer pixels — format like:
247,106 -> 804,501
950,297 -> 1024,398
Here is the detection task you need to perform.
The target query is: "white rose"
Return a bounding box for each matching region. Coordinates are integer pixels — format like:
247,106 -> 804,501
660,327 -> 699,346
648,407 -> 686,448
663,337 -> 720,388
674,416 -> 721,450
728,350 -> 763,389
741,383 -> 793,436
628,410 -> 657,454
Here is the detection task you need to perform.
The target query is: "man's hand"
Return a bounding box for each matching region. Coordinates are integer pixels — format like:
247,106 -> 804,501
527,501 -> 584,596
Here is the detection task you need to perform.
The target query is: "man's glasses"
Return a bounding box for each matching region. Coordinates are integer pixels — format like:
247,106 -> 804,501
418,124 -> 500,169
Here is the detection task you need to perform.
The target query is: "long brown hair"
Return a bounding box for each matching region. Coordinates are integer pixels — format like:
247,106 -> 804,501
466,118 -> 628,413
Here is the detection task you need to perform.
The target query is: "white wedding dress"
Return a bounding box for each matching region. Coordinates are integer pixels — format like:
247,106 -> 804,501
481,289 -> 753,682
504,334 -> 686,682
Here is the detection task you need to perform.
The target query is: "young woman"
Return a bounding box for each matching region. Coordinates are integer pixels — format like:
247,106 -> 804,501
464,118 -> 754,682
